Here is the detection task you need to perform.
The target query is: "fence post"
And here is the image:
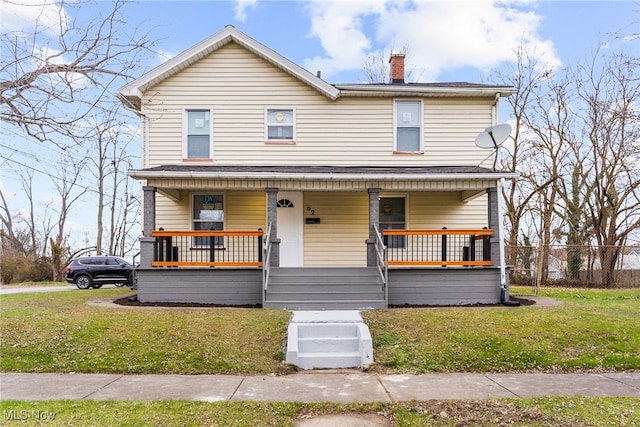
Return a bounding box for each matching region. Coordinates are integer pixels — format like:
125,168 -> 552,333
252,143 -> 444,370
441,227 -> 447,267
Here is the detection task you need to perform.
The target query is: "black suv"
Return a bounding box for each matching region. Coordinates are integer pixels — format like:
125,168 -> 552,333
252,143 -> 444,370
65,256 -> 134,289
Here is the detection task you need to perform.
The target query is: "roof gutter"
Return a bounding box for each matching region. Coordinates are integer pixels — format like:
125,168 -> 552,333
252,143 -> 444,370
127,170 -> 518,181
335,85 -> 517,97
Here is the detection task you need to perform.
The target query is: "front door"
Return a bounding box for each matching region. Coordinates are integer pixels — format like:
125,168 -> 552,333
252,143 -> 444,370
277,192 -> 303,267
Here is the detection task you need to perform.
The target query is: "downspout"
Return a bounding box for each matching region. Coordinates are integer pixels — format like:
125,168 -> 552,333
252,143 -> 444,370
143,114 -> 150,169
498,177 -> 519,306
493,92 -> 519,306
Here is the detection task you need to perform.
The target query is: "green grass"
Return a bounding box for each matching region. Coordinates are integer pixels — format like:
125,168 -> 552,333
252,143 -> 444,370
364,288 -> 640,373
1,288 -> 639,374
0,289 -> 292,375
1,398 -> 638,426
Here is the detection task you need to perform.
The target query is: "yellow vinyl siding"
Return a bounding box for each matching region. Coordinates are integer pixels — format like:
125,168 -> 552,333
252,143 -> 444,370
408,192 -> 488,229
156,193 -> 190,230
303,193 -> 369,267
385,192 -> 489,265
225,192 -> 266,231
154,191 -> 265,265
141,42 -> 497,168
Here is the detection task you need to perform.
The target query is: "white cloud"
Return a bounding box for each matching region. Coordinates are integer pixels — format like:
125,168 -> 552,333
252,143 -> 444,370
1,0 -> 67,34
303,1 -> 386,77
157,48 -> 178,64
234,0 -> 259,23
303,0 -> 560,81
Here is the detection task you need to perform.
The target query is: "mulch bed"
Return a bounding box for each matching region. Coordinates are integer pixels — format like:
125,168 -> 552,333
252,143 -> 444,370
113,295 -> 534,308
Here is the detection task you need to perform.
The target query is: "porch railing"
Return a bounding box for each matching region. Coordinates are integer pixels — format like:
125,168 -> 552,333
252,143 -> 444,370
151,229 -> 263,267
382,228 -> 492,267
262,223 -> 273,294
373,224 -> 388,299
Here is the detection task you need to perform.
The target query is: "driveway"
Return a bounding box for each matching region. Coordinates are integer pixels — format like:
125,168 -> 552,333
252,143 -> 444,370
0,285 -> 78,295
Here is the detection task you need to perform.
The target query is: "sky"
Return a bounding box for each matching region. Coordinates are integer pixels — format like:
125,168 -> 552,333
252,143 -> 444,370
127,0 -> 637,85
1,0 -> 639,252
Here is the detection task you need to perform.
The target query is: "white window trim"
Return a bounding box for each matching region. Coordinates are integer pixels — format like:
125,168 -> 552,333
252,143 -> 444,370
191,192 -> 225,248
183,107 -> 214,160
393,99 -> 423,153
264,107 -> 296,144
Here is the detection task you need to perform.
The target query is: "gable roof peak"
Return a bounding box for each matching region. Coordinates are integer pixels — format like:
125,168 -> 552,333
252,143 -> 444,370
119,26 -> 339,109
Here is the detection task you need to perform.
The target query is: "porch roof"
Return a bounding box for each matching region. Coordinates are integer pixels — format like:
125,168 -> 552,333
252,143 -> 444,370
128,165 -> 517,181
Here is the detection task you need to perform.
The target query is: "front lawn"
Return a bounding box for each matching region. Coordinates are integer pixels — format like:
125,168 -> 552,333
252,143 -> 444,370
1,287 -> 638,374
364,288 -> 640,373
0,289 -> 292,375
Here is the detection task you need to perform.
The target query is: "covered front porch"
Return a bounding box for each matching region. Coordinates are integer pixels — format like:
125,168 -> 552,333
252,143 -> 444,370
130,165 -> 511,308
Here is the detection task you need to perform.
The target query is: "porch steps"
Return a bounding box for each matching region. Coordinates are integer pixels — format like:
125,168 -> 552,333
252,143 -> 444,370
285,311 -> 373,370
264,267 -> 386,310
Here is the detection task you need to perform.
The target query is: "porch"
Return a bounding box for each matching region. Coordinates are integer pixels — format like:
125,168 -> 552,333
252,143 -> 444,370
130,165 -> 511,308
133,227 -> 502,308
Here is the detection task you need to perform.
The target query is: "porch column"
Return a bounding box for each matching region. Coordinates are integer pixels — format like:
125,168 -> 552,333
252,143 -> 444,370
140,186 -> 157,268
266,187 -> 280,267
487,187 -> 501,266
366,188 -> 381,267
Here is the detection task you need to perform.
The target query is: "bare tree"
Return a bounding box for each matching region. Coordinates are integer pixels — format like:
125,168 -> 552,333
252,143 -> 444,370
0,0 -> 155,145
492,45 -> 557,274
574,49 -> 640,287
362,43 -> 417,83
521,70 -> 577,283
81,108 -> 139,256
48,156 -> 88,281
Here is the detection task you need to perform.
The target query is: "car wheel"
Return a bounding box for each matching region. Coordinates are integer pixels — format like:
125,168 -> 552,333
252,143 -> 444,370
75,275 -> 92,290
92,284 -> 103,289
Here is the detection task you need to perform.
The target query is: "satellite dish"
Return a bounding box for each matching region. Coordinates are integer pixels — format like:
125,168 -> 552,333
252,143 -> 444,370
475,124 -> 512,149
474,124 -> 512,171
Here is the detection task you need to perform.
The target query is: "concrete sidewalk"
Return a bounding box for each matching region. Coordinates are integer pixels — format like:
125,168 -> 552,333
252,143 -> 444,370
2,372 -> 638,402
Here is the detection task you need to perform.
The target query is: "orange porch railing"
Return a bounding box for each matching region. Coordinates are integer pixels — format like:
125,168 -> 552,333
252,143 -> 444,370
382,228 -> 493,267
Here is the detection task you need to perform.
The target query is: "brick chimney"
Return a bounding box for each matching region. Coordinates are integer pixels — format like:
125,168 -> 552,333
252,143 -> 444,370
389,53 -> 405,83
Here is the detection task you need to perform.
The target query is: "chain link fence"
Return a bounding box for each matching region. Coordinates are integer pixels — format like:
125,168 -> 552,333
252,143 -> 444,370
506,244 -> 640,293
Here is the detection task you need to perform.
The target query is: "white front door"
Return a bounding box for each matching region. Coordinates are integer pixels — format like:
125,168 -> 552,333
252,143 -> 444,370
277,192 -> 303,267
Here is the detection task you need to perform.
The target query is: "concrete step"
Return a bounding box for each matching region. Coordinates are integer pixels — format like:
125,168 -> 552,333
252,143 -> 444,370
296,352 -> 363,370
297,323 -> 359,337
286,312 -> 374,370
298,337 -> 360,353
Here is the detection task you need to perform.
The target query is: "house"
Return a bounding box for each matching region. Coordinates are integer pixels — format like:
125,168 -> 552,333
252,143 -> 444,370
119,25 -> 517,309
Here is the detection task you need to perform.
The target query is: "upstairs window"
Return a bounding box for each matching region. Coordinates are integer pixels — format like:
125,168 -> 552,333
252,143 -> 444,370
394,100 -> 422,152
266,108 -> 295,142
185,109 -> 212,159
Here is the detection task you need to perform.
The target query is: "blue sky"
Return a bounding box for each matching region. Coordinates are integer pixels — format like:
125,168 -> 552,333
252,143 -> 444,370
122,0 -> 638,84
1,0 -> 638,249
